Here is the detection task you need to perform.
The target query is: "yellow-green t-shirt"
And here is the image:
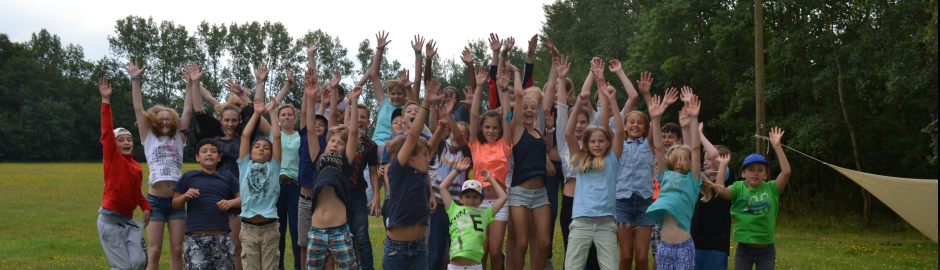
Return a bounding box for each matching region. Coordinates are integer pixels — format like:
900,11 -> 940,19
446,203 -> 494,263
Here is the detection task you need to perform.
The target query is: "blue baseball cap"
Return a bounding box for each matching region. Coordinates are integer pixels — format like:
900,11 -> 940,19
741,154 -> 769,171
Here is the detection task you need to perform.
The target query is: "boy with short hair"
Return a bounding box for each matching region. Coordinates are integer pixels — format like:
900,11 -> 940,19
237,97 -> 283,270
440,160 -> 508,270
172,138 -> 240,270
347,102 -> 380,269
715,128 -> 791,270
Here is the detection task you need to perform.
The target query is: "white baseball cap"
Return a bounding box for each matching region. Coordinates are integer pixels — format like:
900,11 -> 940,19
460,180 -> 484,197
114,127 -> 132,138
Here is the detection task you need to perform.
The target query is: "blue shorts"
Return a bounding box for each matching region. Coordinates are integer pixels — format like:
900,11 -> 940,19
147,194 -> 186,222
615,194 -> 655,226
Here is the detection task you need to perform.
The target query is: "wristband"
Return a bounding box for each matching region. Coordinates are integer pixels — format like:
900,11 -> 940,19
546,127 -> 556,133
421,106 -> 430,112
689,114 -> 699,118
501,88 -> 510,92
131,76 -> 141,80
415,50 -> 422,55
438,122 -> 447,130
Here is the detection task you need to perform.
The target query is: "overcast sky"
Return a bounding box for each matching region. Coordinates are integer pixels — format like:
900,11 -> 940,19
0,0 -> 554,72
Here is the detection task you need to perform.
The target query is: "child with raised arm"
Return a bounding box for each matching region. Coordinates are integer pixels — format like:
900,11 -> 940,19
235,95 -> 283,270
171,137 -> 240,270
440,159 -> 508,270
563,81 -> 626,270
689,123 -> 736,270
303,76 -> 365,269
467,63 -> 513,270
96,76 -> 151,270
368,31 -> 408,146
126,59 -> 191,270
382,79 -> 445,270
714,127 -> 790,270
645,89 -> 721,270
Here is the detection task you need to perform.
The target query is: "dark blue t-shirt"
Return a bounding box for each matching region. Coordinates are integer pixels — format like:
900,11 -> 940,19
299,127 -> 329,188
173,170 -> 239,233
310,151 -> 353,211
384,158 -> 430,228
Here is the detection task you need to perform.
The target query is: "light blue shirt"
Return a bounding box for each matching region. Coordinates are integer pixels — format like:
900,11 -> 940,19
646,170 -> 703,232
572,152 -> 620,218
616,137 -> 657,199
238,156 -> 281,220
372,97 -> 403,145
271,131 -> 300,180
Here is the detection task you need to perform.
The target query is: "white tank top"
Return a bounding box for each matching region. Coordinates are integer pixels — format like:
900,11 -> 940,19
143,130 -> 184,186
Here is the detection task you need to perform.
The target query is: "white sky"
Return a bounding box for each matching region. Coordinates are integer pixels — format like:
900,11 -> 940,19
0,0 -> 554,72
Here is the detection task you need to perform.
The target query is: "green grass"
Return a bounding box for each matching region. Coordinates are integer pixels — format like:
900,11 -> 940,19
0,163 -> 936,269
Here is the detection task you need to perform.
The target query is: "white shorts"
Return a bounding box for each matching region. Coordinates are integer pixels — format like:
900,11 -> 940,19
479,198 -> 509,222
448,264 -> 484,270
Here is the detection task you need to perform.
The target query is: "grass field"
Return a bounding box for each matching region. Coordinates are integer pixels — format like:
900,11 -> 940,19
0,163 -> 936,269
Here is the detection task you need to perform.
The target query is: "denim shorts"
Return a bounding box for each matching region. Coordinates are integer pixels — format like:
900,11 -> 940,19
615,194 -> 655,226
507,186 -> 550,209
147,194 -> 186,222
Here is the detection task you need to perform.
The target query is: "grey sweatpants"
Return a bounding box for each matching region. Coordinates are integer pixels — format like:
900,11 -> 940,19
97,213 -> 147,270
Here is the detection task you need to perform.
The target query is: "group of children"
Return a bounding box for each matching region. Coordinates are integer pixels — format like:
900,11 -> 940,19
95,31 -> 793,270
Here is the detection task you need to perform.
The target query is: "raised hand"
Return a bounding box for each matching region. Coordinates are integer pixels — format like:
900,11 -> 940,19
253,97 -> 265,113
716,153 -> 731,166
456,157 -> 472,172
320,86 -> 332,105
223,79 -> 243,95
686,94 -> 701,116
505,60 -> 519,73
411,35 -> 426,52
376,31 -> 391,50
608,59 -> 623,74
527,34 -> 538,52
679,107 -> 690,128
461,86 -> 474,107
307,42 -> 320,56
543,36 -> 560,57
488,33 -> 502,52
123,58 -> 148,77
603,83 -> 616,100
504,36 -> 515,52
680,86 -> 694,104
649,95 -> 666,118
426,40 -> 438,59
478,169 -> 491,180
637,71 -> 654,94
590,57 -> 604,79
98,76 -> 112,99
578,83 -> 591,102
441,94 -> 457,113
285,67 -> 294,85
663,87 -> 679,106
178,64 -> 189,81
544,108 -> 555,129
398,69 -> 413,88
497,67 -> 511,89
475,65 -> 489,86
425,79 -> 442,104
265,95 -> 278,113
556,55 -> 571,78
189,63 -> 204,82
768,127 -> 785,147
254,62 -> 269,82
349,85 -> 363,100
328,70 -> 341,89
460,49 -> 473,65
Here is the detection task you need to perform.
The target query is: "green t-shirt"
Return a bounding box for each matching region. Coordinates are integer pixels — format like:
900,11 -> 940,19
446,203 -> 495,263
729,180 -> 783,245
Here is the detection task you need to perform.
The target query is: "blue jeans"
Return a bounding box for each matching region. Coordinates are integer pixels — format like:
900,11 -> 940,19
348,190 -> 375,270
383,236 -> 428,270
694,249 -> 728,270
276,183 -> 301,270
428,199 -> 450,270
733,243 -> 776,270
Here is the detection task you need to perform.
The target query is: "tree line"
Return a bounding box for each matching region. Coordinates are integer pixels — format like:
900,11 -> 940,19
0,0 -> 936,222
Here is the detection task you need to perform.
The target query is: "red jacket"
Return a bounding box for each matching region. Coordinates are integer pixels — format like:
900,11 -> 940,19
101,103 -> 151,216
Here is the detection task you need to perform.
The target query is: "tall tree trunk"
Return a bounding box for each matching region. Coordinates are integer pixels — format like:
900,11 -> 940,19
832,42 -> 871,226
755,0 -> 767,155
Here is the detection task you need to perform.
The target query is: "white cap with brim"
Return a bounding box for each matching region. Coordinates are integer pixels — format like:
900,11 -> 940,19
114,128 -> 132,138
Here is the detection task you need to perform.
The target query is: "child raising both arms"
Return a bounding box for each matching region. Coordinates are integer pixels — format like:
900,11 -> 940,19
714,127 -> 791,270
439,160 -> 508,270
96,76 -> 151,270
127,59 -> 192,270
645,88 -> 721,270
